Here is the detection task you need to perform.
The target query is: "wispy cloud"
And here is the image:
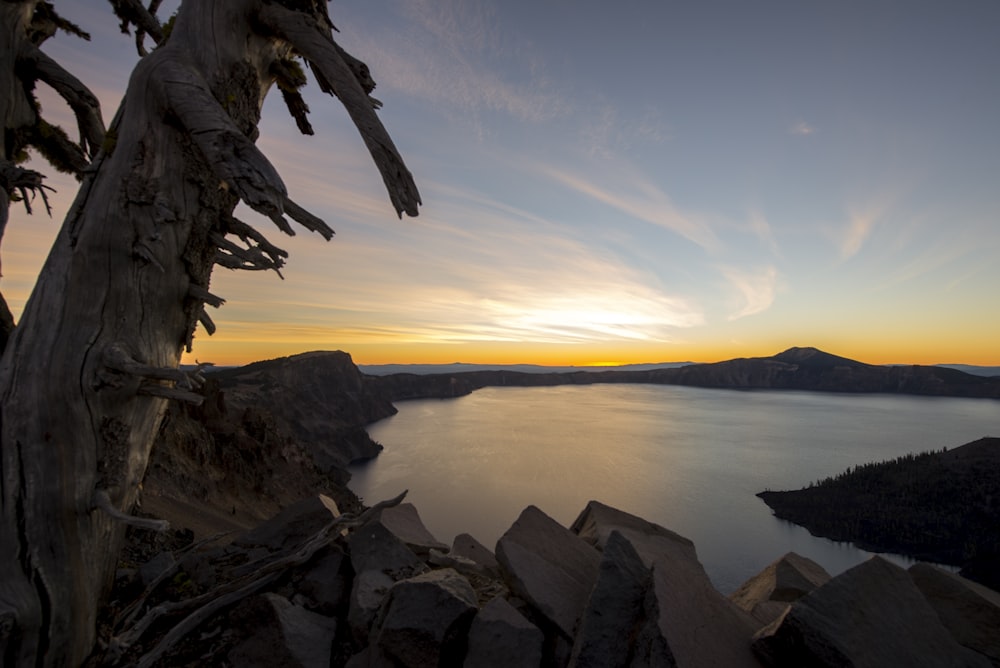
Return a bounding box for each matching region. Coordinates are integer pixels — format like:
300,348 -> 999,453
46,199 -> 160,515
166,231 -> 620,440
342,0 -> 569,131
789,121 -> 816,136
721,265 -> 779,320
539,160 -> 720,252
838,209 -> 879,260
747,210 -> 780,257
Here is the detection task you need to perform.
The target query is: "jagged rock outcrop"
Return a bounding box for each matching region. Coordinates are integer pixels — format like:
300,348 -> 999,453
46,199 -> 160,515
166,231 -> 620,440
568,530 -> 653,667
369,568 -> 478,667
374,503 -> 449,556
495,505 -> 603,640
909,563 -> 1000,666
104,495 -> 999,667
752,556 -> 991,667
465,596 -> 545,667
729,552 -> 831,624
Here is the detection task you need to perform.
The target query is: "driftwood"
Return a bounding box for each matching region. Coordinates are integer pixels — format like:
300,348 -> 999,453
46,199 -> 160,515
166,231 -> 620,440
0,1 -> 420,665
104,491 -> 408,667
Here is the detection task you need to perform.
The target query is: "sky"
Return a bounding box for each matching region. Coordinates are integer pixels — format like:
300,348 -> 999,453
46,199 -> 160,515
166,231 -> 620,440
5,0 -> 1000,367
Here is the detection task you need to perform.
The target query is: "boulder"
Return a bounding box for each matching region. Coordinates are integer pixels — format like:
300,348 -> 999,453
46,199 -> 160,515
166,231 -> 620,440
348,519 -> 426,578
623,528 -> 761,667
227,593 -> 337,668
752,556 -> 992,667
346,519 -> 427,644
348,569 -> 396,645
233,495 -> 340,552
729,552 -> 831,625
138,551 -> 176,588
429,549 -> 492,579
570,499 -> 694,557
569,530 -> 652,667
376,502 -> 449,555
452,533 -> 501,575
464,596 -> 544,668
909,562 -> 1000,665
371,568 -> 478,668
494,505 -> 602,639
296,546 -> 349,615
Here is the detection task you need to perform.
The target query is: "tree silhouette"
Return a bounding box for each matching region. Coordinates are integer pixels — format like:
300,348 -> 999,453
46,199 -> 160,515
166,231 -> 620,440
0,1 -> 419,664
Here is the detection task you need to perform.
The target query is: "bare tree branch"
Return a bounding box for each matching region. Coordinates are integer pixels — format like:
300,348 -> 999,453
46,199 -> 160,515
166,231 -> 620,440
256,4 -> 421,218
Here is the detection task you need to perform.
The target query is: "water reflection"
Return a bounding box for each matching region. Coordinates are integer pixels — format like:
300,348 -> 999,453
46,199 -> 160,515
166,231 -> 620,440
351,385 -> 998,593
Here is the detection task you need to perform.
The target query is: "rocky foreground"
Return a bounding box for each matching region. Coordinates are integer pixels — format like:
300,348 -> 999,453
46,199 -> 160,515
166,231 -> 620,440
101,496 -> 999,667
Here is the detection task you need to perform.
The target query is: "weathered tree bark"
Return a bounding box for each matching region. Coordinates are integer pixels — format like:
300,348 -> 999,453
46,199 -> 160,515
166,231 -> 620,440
0,1 -> 419,665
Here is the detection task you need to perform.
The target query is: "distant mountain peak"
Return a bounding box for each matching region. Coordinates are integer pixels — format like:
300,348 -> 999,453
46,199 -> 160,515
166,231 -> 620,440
771,347 -> 867,368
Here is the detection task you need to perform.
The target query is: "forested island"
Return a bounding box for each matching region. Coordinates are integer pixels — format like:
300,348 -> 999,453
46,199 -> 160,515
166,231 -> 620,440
758,437 -> 1000,591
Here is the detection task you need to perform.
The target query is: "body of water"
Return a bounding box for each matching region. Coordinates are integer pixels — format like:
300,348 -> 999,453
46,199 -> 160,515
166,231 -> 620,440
349,385 -> 999,593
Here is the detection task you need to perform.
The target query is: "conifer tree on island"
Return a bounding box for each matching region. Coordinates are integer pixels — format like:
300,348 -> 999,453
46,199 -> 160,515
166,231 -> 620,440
0,1 -> 420,664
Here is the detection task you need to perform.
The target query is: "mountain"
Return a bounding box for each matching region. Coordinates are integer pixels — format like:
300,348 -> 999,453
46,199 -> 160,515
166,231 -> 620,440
358,361 -> 692,376
371,346 -> 1000,400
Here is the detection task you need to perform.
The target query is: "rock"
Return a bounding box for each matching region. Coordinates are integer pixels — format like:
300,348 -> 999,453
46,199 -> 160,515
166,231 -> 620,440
371,568 -> 478,668
620,527 -> 761,667
452,533 -> 501,575
233,494 -> 340,552
570,499 -> 695,557
348,519 -> 427,578
376,502 -> 449,555
464,596 -> 544,668
752,556 -> 992,667
909,562 -> 1000,666
494,505 -> 602,639
729,552 -> 831,625
569,530 -> 652,667
228,592 -> 337,668
345,514 -> 428,645
429,549 -> 491,578
296,546 -> 348,615
138,550 -> 176,588
348,570 -> 396,646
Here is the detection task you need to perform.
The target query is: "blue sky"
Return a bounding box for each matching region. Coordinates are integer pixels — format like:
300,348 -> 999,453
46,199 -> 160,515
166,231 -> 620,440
5,0 -> 999,365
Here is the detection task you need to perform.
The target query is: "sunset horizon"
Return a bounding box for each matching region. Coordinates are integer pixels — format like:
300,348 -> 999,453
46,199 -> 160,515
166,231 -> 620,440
5,1 -> 998,373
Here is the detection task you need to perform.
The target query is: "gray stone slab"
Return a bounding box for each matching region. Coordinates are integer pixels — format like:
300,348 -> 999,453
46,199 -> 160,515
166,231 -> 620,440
495,505 -> 601,639
753,556 -> 991,668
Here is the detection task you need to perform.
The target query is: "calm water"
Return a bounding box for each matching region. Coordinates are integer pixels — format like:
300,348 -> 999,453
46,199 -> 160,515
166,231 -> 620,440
349,385 -> 999,593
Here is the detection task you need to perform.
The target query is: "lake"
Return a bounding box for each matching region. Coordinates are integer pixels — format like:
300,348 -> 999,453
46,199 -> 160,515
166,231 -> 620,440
349,384 -> 1000,593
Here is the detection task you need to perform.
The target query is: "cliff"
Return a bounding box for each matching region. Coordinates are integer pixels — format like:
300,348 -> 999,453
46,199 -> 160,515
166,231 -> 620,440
142,351 -> 393,534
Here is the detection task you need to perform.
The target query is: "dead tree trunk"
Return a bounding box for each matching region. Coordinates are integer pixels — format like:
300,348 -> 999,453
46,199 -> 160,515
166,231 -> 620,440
0,1 -> 419,665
